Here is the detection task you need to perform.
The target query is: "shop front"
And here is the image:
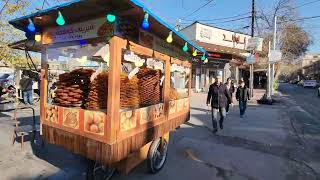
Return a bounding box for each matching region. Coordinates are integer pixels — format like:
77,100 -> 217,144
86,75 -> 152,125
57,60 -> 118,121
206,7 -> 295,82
181,22 -> 263,92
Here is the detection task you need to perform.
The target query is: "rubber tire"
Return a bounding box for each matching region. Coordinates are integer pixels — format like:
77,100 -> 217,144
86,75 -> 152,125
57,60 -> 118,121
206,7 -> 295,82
147,138 -> 168,174
86,160 -> 115,180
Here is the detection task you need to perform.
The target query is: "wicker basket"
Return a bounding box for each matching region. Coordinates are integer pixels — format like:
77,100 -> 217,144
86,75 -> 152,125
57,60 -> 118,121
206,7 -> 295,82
54,68 -> 93,107
120,75 -> 140,108
137,68 -> 161,106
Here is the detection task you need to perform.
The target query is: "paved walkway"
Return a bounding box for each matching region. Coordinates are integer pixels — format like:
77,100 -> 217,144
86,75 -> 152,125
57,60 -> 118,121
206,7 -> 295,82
0,91 -> 318,180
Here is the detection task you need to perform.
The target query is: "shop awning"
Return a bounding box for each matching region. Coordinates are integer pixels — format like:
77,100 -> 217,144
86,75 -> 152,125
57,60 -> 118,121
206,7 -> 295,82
9,0 -> 206,55
8,39 -> 42,52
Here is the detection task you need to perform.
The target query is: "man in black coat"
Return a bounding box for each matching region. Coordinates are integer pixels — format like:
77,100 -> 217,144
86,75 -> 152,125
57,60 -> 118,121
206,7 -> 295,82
236,80 -> 250,118
207,77 -> 232,133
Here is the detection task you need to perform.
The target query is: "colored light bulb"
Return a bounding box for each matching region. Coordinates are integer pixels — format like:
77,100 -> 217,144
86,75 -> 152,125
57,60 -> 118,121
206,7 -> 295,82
141,13 -> 150,30
192,50 -> 197,57
204,58 -> 208,63
166,31 -> 173,43
183,42 -> 188,52
106,13 -> 116,23
35,33 -> 41,42
56,11 -> 65,26
79,40 -> 87,45
27,18 -> 36,32
201,53 -> 206,60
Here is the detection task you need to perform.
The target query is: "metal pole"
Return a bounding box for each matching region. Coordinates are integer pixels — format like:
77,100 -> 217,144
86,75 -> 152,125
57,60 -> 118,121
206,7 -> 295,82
271,16 -> 277,95
250,0 -> 255,97
267,41 -> 271,98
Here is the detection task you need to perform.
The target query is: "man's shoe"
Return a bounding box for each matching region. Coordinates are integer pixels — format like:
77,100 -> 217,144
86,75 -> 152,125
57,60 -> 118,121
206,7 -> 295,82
212,129 -> 218,134
219,123 -> 223,129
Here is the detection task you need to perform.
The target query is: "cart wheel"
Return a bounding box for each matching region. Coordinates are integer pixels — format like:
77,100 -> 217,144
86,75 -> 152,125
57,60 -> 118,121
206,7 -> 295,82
147,138 -> 168,173
86,160 -> 115,180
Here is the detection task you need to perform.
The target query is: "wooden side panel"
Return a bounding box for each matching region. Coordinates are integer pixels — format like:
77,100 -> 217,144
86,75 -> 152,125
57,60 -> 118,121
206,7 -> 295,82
107,36 -> 126,143
40,62 -> 48,135
42,112 -> 189,165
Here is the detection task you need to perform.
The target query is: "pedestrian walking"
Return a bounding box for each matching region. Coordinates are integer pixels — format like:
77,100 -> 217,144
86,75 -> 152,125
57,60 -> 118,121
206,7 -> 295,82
236,80 -> 250,118
225,77 -> 235,114
207,77 -> 232,133
19,74 -> 34,105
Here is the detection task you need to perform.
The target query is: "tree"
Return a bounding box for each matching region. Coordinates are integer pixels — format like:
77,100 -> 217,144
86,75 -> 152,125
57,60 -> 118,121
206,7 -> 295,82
256,0 -> 311,80
0,0 -> 39,68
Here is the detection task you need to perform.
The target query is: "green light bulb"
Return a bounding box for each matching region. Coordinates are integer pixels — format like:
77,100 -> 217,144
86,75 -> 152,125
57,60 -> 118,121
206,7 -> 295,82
201,54 -> 206,60
183,42 -> 188,52
56,11 -> 65,26
106,14 -> 116,23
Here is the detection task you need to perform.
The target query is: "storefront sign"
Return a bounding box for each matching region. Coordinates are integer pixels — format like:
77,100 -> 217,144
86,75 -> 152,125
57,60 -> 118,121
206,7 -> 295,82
200,28 -> 212,40
42,18 -> 113,44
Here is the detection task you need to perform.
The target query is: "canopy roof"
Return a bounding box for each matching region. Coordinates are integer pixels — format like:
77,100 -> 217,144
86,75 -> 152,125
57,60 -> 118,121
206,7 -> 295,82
9,0 -> 206,55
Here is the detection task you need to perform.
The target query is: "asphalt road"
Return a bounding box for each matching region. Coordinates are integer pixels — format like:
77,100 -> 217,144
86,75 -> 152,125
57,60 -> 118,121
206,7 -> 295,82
279,83 -> 320,120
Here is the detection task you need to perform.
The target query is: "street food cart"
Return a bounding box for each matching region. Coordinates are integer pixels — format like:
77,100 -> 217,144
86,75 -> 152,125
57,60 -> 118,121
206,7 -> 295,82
9,0 -> 206,179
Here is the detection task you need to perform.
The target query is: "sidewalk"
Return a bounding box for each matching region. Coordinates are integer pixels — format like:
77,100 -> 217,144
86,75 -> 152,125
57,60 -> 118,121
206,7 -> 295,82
0,93 -> 317,180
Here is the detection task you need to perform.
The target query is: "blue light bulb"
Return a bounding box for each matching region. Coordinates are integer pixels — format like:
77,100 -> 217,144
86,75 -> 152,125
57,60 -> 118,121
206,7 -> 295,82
27,18 -> 36,32
79,40 -> 87,45
141,13 -> 150,30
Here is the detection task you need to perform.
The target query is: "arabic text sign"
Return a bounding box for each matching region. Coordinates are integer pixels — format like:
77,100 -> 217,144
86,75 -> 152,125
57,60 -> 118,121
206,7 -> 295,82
42,18 -> 113,44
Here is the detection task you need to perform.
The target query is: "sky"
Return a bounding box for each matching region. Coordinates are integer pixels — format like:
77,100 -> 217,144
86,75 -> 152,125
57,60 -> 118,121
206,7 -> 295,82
2,0 -> 320,53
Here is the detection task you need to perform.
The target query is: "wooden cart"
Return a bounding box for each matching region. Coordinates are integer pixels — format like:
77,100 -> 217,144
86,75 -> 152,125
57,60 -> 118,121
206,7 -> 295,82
9,0 -> 207,179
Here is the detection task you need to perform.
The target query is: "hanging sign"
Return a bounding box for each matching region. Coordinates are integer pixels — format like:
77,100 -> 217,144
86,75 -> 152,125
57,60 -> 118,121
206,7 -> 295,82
128,67 -> 140,80
246,54 -> 256,64
42,18 -> 113,44
269,50 -> 282,62
124,51 -> 145,66
246,37 -> 263,51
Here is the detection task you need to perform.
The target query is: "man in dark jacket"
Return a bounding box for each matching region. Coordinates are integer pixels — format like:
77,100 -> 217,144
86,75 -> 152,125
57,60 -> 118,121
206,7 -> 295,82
236,80 -> 250,118
19,74 -> 34,105
225,77 -> 235,114
207,77 -> 232,133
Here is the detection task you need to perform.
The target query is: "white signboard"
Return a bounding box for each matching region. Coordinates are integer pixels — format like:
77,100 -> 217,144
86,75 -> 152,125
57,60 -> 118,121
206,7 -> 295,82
269,50 -> 282,62
246,37 -> 263,51
42,18 -> 113,44
0,67 -> 14,74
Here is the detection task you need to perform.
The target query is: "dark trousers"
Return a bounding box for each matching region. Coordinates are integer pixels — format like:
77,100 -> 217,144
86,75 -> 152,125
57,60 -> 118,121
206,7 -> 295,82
226,103 -> 230,113
239,101 -> 247,115
211,107 -> 226,130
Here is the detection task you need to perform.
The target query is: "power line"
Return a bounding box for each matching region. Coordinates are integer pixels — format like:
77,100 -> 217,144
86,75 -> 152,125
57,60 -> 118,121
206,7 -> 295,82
280,15 -> 320,23
181,0 -> 214,20
182,12 -> 251,22
0,0 -> 10,15
204,16 -> 251,24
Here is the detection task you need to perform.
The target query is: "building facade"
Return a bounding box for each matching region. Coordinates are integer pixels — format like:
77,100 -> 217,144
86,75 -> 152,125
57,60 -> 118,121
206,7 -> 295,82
180,22 -> 263,92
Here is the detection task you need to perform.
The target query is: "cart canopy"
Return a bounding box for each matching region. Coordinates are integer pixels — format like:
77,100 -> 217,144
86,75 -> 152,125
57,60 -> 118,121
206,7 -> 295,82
9,0 -> 206,55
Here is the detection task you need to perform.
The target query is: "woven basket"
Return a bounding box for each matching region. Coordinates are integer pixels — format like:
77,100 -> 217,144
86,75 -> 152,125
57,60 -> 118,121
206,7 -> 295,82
137,68 -> 161,106
54,68 -> 93,107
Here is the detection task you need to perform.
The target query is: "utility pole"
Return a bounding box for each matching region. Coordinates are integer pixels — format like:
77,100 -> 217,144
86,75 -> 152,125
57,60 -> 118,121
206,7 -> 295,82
271,16 -> 277,95
249,0 -> 255,97
267,41 -> 271,98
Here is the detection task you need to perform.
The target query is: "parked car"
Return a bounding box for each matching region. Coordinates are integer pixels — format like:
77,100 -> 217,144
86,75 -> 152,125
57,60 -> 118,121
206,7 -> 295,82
290,79 -> 299,84
303,80 -> 318,88
297,80 -> 304,86
318,87 -> 320,97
